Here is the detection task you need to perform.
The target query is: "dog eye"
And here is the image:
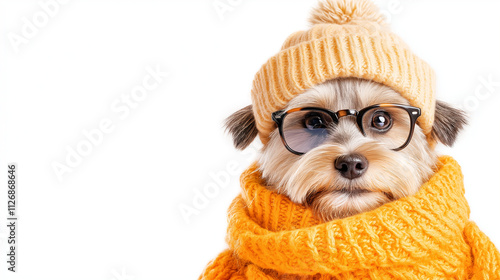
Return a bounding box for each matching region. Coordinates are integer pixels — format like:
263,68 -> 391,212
304,113 -> 327,130
371,111 -> 392,131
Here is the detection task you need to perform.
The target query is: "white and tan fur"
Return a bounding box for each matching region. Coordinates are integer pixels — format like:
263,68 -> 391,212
225,78 -> 466,221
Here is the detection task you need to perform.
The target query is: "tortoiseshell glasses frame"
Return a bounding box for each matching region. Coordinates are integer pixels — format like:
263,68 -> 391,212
271,104 -> 421,155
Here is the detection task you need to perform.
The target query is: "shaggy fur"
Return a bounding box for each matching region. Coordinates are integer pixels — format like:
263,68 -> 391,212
225,78 -> 466,221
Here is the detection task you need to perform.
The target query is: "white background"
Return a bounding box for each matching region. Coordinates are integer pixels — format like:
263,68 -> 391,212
0,0 -> 499,279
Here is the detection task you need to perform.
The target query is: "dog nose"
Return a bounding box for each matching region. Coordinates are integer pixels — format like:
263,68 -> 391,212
334,154 -> 368,179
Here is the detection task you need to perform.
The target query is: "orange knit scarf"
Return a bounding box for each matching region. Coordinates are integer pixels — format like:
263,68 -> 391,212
199,156 -> 500,279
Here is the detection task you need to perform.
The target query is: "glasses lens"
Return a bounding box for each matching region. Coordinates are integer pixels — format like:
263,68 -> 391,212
282,109 -> 334,154
361,106 -> 412,150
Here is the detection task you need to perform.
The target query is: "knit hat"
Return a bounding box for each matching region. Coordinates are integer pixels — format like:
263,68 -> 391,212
251,0 -> 436,144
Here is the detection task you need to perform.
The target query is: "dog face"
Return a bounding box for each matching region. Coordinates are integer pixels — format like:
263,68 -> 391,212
225,78 -> 466,221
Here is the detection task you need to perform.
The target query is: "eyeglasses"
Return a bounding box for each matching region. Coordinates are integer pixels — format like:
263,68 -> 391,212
272,104 -> 421,155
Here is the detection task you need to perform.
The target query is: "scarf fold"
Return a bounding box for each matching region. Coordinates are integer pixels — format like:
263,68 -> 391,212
199,156 -> 500,279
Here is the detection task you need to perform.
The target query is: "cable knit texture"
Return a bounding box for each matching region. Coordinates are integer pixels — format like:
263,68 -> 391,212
250,0 -> 436,145
199,156 -> 500,279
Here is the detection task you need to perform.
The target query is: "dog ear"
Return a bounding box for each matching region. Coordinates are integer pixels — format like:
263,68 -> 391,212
431,100 -> 468,147
224,105 -> 258,150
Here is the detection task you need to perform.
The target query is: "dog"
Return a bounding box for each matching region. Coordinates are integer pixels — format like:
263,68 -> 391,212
225,77 -> 467,221
198,1 -> 500,278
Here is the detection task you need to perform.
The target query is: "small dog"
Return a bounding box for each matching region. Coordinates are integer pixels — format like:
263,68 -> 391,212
225,78 -> 467,221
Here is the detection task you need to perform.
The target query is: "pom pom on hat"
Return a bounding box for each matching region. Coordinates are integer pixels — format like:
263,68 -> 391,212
251,0 -> 436,145
309,0 -> 387,26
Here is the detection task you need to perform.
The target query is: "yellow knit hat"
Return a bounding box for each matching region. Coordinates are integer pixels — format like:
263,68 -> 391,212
251,0 -> 436,144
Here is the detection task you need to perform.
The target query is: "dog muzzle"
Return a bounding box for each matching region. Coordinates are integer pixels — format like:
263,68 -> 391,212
199,156 -> 500,279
